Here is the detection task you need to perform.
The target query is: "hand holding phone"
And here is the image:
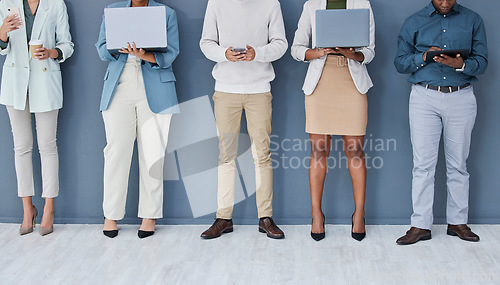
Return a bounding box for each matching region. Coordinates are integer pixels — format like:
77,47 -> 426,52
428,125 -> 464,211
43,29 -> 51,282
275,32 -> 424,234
0,8 -> 22,42
232,48 -> 247,54
226,46 -> 246,62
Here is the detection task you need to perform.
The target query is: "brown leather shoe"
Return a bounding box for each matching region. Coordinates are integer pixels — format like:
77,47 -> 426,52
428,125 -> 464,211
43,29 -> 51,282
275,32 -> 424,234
200,219 -> 233,239
396,227 -> 431,245
447,224 -> 480,242
259,217 -> 285,239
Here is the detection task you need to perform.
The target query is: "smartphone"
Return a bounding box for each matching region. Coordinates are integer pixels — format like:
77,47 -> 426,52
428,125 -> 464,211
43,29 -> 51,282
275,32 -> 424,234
232,48 -> 247,54
7,7 -> 22,25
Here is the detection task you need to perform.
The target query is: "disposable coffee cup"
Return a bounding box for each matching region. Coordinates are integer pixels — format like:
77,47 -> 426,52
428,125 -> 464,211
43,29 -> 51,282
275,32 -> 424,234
29,40 -> 43,59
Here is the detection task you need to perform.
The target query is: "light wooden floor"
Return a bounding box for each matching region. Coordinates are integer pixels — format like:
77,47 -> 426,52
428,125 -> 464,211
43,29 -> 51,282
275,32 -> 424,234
0,224 -> 499,285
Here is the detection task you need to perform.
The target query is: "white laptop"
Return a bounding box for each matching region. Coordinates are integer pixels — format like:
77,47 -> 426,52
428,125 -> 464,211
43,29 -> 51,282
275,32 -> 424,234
105,6 -> 167,51
315,9 -> 370,48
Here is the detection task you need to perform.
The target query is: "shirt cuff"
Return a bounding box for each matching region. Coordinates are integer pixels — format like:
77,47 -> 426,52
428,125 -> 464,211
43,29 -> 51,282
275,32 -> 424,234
0,38 -> 9,49
415,53 -> 426,70
55,48 -> 63,61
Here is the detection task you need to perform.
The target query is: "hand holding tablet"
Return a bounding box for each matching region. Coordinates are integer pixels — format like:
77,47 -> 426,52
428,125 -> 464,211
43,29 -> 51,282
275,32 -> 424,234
424,48 -> 470,66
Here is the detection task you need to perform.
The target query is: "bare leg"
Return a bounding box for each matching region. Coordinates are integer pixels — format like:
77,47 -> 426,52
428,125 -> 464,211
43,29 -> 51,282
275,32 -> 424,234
21,197 -> 35,228
40,198 -> 54,229
103,218 -> 117,231
343,135 -> 366,233
309,134 -> 331,234
140,218 -> 156,231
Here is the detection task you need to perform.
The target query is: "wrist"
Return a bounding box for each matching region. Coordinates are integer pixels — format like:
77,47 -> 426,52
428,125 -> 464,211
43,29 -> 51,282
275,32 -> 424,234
0,31 -> 8,43
49,49 -> 58,59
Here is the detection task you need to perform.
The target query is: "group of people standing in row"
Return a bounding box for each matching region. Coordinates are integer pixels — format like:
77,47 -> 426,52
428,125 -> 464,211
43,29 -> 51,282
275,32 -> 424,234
0,0 -> 488,245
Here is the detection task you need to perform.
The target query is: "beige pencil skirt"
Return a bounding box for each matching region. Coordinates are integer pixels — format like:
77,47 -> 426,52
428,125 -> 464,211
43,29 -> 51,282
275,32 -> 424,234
305,55 -> 368,136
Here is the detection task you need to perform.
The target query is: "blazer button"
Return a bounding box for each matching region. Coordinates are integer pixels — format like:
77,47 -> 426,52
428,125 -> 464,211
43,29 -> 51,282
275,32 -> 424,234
43,68 -> 47,72
11,63 -> 14,67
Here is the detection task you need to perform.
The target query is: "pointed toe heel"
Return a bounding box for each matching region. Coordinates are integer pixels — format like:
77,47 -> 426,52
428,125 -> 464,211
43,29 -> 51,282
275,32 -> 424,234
103,230 -> 119,238
39,226 -> 54,236
351,214 -> 366,242
138,230 -> 155,239
310,213 -> 325,242
20,206 -> 38,236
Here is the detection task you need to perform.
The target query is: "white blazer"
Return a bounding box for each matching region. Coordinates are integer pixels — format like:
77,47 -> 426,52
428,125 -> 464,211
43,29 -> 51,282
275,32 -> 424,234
291,0 -> 375,95
0,0 -> 74,112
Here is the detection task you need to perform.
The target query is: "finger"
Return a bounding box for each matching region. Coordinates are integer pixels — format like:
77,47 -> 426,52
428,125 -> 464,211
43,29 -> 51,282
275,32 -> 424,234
132,42 -> 138,51
439,54 -> 453,60
126,42 -> 133,52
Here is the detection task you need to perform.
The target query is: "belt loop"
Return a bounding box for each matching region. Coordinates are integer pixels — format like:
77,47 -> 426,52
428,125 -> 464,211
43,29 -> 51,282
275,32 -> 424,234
425,84 -> 429,89
449,87 -> 452,93
438,86 -> 441,92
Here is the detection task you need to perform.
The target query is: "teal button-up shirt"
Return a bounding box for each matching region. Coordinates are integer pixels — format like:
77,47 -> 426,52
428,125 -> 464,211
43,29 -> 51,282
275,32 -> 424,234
394,2 -> 488,86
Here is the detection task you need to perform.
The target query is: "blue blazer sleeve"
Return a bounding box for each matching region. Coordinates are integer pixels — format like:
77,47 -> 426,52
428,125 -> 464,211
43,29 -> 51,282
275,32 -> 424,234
95,13 -> 119,62
151,9 -> 179,69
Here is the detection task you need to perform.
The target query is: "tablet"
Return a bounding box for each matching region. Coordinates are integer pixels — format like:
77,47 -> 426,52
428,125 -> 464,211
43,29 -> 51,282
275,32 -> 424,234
425,49 -> 470,64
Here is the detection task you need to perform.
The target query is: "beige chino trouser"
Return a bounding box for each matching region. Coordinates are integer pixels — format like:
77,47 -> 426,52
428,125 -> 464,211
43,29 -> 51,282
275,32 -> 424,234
102,58 -> 172,220
213,91 -> 274,219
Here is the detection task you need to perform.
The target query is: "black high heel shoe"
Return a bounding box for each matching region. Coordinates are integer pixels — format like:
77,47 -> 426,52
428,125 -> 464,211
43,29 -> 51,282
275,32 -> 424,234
311,213 -> 325,241
103,218 -> 118,238
351,213 -> 366,241
138,230 -> 155,239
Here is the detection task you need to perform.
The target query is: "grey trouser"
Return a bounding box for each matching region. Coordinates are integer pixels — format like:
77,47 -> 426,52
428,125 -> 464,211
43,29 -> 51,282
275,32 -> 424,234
409,84 -> 477,230
6,103 -> 59,198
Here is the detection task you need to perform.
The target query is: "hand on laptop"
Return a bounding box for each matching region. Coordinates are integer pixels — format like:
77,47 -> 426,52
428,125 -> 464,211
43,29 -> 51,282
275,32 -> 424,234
305,48 -> 334,61
333,47 -> 365,62
119,42 -> 157,64
120,42 -> 146,57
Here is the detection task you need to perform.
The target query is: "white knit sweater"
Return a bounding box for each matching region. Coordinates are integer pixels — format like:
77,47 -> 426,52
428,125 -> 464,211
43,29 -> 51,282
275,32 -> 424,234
200,0 -> 288,94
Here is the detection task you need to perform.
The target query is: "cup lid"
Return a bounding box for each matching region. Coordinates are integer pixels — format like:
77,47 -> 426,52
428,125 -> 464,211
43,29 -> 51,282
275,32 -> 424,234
29,39 -> 43,45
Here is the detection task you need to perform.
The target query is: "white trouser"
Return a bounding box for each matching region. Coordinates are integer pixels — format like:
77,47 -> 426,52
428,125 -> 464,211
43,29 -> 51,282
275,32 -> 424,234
6,102 -> 59,198
409,84 -> 477,230
102,58 -> 172,220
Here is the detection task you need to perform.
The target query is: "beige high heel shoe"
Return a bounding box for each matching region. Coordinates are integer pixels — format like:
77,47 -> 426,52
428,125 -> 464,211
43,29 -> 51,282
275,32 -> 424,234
39,211 -> 54,236
19,206 -> 38,235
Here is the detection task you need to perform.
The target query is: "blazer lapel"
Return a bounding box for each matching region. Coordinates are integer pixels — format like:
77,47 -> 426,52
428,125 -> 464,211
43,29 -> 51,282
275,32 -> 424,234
30,0 -> 48,41
13,0 -> 30,62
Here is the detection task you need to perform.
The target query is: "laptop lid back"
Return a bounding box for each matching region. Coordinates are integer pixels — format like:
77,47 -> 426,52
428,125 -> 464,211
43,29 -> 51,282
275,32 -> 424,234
315,9 -> 370,48
105,6 -> 167,50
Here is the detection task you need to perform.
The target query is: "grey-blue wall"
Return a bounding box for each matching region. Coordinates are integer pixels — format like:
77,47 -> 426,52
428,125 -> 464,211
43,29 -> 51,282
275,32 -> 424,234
0,0 -> 499,225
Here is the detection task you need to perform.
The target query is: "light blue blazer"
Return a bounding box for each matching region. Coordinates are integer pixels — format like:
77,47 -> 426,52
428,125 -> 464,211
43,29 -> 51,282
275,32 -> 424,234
96,0 -> 180,114
0,0 -> 74,112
